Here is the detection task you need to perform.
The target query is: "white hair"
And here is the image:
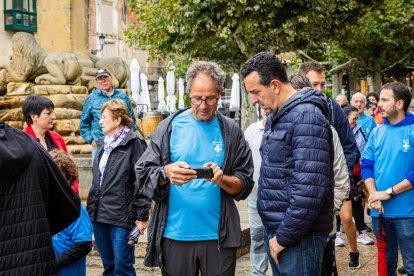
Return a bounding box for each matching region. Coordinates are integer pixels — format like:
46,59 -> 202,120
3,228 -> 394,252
351,92 -> 366,103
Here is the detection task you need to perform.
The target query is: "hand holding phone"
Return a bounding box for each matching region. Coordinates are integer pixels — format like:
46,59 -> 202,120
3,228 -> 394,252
191,167 -> 214,179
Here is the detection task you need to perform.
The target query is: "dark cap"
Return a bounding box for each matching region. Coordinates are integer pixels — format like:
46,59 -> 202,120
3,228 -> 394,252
95,69 -> 111,78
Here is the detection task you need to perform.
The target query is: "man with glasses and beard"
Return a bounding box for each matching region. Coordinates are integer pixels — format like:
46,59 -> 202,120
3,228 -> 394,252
136,61 -> 254,276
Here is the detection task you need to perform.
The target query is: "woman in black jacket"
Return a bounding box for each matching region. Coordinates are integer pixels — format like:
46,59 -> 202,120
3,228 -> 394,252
86,99 -> 150,276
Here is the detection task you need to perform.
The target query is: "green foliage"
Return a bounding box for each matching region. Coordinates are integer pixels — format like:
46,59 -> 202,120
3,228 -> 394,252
330,0 -> 414,73
125,0 -> 379,71
324,88 -> 333,98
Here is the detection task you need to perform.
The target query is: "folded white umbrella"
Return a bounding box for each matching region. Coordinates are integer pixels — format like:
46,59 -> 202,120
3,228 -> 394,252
230,73 -> 240,109
157,77 -> 167,112
178,78 -> 185,109
140,73 -> 152,112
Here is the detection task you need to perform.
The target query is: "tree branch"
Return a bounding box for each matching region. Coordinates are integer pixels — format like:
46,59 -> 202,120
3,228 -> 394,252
232,25 -> 254,58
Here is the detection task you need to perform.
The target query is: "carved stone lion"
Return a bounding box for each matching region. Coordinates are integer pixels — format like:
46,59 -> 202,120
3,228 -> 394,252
0,32 -> 82,86
74,52 -> 130,90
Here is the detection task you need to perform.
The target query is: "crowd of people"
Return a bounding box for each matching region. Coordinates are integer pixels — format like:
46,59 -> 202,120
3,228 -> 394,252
1,53 -> 414,276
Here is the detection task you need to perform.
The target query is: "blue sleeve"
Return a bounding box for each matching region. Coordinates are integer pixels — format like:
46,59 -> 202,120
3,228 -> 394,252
276,112 -> 332,248
68,206 -> 92,243
405,170 -> 414,186
80,96 -> 93,144
361,132 -> 375,180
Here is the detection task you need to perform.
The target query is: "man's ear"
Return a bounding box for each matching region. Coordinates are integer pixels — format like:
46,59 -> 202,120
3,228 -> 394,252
270,79 -> 281,93
397,99 -> 405,111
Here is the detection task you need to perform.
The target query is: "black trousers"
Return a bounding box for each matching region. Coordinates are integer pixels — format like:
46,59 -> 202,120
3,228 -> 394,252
161,238 -> 237,276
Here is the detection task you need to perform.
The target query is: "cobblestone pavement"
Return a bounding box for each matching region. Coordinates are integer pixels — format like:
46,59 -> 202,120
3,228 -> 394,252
86,201 -> 404,276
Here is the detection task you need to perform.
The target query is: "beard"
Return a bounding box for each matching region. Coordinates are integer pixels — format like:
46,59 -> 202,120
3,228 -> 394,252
381,105 -> 398,120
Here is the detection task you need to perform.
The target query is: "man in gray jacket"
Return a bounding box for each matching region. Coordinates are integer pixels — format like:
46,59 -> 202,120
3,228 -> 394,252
135,61 -> 254,276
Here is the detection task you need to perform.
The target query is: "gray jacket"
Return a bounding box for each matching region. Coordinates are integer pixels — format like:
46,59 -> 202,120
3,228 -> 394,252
135,108 -> 254,268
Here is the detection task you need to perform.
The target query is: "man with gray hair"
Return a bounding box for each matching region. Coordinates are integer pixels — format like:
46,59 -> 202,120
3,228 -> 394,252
336,94 -> 348,107
351,92 -> 377,137
136,61 -> 254,275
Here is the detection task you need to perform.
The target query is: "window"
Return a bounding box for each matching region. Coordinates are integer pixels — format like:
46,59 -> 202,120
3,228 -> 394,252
4,0 -> 37,32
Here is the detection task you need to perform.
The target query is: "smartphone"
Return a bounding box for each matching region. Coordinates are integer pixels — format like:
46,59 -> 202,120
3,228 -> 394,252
191,167 -> 214,179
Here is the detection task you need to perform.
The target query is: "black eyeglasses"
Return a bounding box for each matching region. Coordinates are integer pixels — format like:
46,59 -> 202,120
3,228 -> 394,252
189,96 -> 219,106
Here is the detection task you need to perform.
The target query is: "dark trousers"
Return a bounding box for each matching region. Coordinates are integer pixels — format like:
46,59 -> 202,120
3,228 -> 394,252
161,238 -> 236,276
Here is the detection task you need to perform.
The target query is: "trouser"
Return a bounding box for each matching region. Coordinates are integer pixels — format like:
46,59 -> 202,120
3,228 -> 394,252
161,238 -> 237,276
372,217 -> 414,276
264,232 -> 326,276
248,191 -> 269,275
93,222 -> 135,276
321,234 -> 338,276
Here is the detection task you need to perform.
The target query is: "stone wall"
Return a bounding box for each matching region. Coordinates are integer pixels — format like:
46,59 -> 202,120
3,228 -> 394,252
0,82 -> 91,154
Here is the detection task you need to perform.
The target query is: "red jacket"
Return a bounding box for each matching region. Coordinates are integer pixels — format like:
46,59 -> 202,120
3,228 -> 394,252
23,125 -> 80,194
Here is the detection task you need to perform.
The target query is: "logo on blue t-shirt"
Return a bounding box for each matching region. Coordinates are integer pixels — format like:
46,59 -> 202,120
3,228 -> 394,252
403,139 -> 410,152
213,141 -> 223,156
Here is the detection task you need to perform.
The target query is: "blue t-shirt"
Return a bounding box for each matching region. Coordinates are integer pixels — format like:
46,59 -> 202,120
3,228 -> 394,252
357,113 -> 377,138
362,115 -> 414,218
163,110 -> 224,241
52,205 -> 92,276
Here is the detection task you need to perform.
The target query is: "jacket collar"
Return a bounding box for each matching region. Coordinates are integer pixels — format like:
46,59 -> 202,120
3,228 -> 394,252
96,128 -> 139,148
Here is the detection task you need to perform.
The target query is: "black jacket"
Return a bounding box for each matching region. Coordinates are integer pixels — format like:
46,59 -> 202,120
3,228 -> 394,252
135,108 -> 254,268
87,130 -> 151,228
326,97 -> 358,176
0,122 -> 80,275
259,88 -> 335,248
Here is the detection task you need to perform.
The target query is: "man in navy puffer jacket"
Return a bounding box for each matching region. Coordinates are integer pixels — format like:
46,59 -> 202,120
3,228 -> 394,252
241,52 -> 335,276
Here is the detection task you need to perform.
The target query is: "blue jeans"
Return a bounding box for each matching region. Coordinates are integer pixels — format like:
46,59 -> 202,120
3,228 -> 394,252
248,192 -> 269,275
93,222 -> 135,276
372,217 -> 414,276
264,231 -> 326,276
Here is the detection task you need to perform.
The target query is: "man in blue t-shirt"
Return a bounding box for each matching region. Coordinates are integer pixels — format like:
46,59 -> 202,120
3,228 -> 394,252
351,92 -> 377,138
136,61 -> 254,275
361,82 -> 414,275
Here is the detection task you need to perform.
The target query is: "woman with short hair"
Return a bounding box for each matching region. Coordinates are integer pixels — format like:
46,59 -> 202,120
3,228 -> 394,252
86,99 -> 150,276
22,94 -> 79,194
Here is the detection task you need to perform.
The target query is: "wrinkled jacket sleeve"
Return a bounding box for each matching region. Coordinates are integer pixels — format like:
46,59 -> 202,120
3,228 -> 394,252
135,135 -> 168,202
224,119 -> 254,201
332,100 -> 358,176
133,138 -> 152,220
80,96 -> 93,144
331,127 -> 350,211
276,112 -> 332,248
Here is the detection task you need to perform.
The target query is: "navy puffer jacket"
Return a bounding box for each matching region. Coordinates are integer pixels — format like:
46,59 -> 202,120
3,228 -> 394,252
258,87 -> 334,248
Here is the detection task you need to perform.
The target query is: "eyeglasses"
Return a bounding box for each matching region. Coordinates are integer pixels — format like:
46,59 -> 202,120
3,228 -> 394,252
41,110 -> 55,117
189,96 -> 219,106
101,114 -> 112,120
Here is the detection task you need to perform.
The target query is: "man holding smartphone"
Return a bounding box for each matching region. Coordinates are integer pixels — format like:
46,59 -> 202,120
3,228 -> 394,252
136,61 -> 254,276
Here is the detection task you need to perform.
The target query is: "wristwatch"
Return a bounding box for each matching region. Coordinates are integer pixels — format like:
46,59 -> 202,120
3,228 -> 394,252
159,167 -> 168,181
386,187 -> 396,198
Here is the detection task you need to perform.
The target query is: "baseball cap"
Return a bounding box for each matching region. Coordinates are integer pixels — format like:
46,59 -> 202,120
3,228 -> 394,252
95,69 -> 111,78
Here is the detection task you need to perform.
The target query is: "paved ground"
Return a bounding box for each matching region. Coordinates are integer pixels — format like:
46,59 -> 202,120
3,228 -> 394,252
86,201 -> 404,275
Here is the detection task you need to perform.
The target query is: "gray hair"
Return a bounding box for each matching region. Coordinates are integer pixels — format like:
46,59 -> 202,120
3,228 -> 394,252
351,92 -> 366,103
185,61 -> 226,94
336,93 -> 348,102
